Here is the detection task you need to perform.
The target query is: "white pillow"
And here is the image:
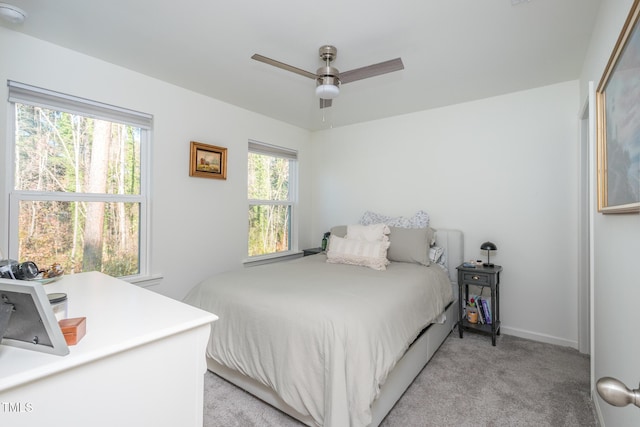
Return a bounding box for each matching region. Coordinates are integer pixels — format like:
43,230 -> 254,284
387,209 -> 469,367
326,235 -> 390,271
345,223 -> 390,242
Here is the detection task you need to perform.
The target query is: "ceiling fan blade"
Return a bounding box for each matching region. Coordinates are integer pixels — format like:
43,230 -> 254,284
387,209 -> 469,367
320,98 -> 333,109
251,54 -> 317,80
340,58 -> 404,84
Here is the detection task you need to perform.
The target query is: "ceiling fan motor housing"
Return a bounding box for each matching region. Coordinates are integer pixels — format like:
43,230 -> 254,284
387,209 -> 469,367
317,75 -> 340,86
316,67 -> 340,83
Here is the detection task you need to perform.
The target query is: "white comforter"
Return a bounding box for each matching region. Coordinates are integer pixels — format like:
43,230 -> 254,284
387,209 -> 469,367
184,254 -> 453,427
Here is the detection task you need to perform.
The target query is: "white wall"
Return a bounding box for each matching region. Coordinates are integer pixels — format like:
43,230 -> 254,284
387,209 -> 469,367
0,27 -> 313,300
311,81 -> 581,347
579,0 -> 640,426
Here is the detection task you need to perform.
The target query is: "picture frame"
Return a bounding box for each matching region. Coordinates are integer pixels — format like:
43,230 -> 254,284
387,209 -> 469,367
189,141 -> 227,180
0,278 -> 69,356
596,0 -> 640,213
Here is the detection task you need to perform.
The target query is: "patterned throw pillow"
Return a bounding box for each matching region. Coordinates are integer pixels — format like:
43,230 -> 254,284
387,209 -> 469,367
359,210 -> 430,229
429,246 -> 445,264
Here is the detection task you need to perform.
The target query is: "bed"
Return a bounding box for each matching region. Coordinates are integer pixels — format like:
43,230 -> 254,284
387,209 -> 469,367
184,226 -> 463,427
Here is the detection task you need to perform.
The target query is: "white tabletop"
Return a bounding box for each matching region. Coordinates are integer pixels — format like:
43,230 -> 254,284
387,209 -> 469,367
0,271 -> 217,392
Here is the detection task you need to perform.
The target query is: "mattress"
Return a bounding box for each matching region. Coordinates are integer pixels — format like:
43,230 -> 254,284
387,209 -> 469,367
184,254 -> 454,427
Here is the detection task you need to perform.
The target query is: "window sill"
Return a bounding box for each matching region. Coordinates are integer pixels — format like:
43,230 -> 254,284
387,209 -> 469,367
243,251 -> 303,267
124,273 -> 164,288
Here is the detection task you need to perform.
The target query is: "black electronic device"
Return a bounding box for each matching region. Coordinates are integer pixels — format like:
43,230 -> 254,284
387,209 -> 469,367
0,259 -> 39,280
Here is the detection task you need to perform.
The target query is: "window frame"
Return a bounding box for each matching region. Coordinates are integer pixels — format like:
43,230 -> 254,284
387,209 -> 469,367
247,140 -> 299,262
5,81 -> 153,282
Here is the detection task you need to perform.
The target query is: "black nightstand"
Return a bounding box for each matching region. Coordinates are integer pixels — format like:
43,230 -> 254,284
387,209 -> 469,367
303,247 -> 323,256
457,264 -> 502,346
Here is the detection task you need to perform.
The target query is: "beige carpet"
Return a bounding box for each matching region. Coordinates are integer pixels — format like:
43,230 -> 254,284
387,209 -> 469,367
203,331 -> 598,426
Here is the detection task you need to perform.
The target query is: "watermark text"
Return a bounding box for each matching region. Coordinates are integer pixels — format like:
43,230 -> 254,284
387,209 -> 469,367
1,402 -> 33,413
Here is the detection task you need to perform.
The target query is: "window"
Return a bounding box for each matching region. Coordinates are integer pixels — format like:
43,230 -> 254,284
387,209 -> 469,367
6,81 -> 152,279
248,140 -> 297,257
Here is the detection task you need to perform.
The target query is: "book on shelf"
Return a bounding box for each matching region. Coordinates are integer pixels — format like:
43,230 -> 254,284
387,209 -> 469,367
481,297 -> 492,324
473,295 -> 485,324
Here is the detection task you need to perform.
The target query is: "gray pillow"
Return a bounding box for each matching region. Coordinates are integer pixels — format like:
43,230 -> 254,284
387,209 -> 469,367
387,227 -> 434,266
329,225 -> 347,238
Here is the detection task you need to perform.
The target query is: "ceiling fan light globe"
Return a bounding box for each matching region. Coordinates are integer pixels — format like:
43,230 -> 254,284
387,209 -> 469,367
316,84 -> 339,99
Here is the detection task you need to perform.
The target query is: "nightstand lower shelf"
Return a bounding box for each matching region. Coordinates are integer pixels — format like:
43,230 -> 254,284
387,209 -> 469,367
458,319 -> 501,345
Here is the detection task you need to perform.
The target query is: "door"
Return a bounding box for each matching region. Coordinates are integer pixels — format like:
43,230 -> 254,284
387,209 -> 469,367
588,76 -> 640,425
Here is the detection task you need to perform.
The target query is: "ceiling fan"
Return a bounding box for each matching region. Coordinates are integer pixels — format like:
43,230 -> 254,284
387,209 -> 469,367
251,45 -> 404,109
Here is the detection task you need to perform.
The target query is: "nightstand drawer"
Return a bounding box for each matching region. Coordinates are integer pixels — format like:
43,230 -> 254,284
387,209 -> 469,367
462,272 -> 489,284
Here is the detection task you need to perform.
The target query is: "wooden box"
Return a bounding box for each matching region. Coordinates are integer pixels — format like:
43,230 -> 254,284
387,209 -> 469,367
58,317 -> 87,345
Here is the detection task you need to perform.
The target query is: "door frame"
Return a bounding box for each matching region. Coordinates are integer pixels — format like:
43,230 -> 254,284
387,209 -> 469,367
578,81 -> 595,390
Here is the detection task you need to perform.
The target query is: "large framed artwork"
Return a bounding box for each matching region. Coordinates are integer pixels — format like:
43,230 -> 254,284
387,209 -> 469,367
596,0 -> 640,213
189,141 -> 227,180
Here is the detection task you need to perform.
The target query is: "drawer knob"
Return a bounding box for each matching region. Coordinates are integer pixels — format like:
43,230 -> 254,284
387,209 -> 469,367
472,275 -> 479,280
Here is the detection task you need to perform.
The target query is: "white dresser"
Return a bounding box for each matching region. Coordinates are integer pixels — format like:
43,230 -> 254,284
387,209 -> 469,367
0,271 -> 217,427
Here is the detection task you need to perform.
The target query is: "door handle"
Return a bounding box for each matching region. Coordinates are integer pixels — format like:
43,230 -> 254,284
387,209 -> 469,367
596,377 -> 640,408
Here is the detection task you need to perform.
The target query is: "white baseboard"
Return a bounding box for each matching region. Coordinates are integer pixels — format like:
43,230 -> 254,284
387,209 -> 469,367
500,325 -> 578,349
592,387 -> 605,426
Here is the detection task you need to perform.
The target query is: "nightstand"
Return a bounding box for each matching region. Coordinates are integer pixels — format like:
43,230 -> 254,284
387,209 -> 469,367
457,264 -> 502,346
303,247 -> 323,256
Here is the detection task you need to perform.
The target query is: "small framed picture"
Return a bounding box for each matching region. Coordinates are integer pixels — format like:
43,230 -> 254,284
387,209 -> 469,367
189,141 -> 227,180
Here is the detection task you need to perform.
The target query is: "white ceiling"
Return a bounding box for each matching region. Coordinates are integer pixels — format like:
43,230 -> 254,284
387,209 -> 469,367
1,0 -> 601,131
